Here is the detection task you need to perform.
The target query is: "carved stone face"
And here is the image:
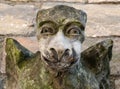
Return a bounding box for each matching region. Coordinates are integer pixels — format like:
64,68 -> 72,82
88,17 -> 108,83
36,5 -> 87,71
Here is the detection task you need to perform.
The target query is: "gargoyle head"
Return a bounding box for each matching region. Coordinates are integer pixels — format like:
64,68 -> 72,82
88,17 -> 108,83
36,5 -> 87,71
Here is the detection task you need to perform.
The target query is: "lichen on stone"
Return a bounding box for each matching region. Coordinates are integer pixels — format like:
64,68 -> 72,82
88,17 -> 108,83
5,38 -> 113,89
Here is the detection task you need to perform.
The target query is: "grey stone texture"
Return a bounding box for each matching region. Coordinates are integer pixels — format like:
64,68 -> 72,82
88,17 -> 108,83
0,3 -> 36,36
89,0 -> 120,3
115,79 -> 120,89
82,37 -> 120,75
0,73 -> 6,89
0,36 -> 5,73
40,3 -> 120,37
0,0 -> 120,89
0,3 -> 120,37
11,36 -> 120,76
1,0 -> 120,3
5,38 -> 113,89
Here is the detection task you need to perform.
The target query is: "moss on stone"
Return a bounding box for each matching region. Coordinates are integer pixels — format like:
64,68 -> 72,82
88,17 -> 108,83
5,38 -> 113,89
6,38 -> 25,64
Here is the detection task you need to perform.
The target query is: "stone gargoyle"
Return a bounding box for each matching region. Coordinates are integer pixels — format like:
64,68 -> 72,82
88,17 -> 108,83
5,5 -> 113,89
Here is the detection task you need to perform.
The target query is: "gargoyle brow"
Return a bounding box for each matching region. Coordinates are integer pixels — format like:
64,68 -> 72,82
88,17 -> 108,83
64,21 -> 85,31
38,20 -> 57,27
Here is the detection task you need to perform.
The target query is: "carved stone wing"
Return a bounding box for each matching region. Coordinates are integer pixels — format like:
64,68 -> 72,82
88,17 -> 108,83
81,39 -> 113,89
5,38 -> 113,89
5,38 -> 41,89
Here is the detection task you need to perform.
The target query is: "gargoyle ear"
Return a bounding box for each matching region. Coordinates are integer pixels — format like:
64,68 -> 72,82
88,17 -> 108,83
79,10 -> 87,27
81,39 -> 113,75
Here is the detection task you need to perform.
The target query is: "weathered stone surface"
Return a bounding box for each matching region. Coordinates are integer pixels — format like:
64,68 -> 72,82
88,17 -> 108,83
0,36 -> 5,73
0,37 -> 6,88
115,79 -> 120,89
2,36 -> 119,75
0,2 -> 119,88
5,38 -> 113,89
0,3 -> 12,10
0,73 -> 6,89
9,0 -> 32,2
0,37 -> 118,88
41,3 -> 120,37
0,3 -> 36,36
81,39 -> 113,89
0,3 -> 120,37
89,0 -> 120,3
1,0 -> 120,3
1,0 -> 87,3
82,37 -> 120,75
5,38 -> 40,89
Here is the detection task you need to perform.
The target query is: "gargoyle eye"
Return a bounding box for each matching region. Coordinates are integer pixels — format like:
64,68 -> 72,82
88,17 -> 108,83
41,27 -> 54,35
66,27 -> 81,35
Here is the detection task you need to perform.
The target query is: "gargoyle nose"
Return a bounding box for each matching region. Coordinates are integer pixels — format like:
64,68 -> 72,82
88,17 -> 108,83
50,48 -> 70,61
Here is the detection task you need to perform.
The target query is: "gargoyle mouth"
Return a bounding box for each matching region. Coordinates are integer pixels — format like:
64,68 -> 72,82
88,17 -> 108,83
41,49 -> 79,71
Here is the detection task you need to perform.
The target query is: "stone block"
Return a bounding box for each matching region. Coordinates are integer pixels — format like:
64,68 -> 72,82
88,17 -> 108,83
115,79 -> 120,89
5,0 -> 86,3
0,3 -> 36,36
0,3 -> 120,37
89,0 -> 120,3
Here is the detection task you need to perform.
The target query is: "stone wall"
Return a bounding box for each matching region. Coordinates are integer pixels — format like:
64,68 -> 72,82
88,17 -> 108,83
0,0 -> 120,89
1,0 -> 120,4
